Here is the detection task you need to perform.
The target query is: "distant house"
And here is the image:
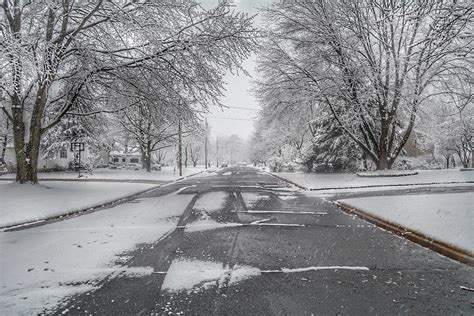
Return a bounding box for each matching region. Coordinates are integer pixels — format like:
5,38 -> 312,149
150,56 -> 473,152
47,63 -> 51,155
2,143 -> 93,171
108,151 -> 142,168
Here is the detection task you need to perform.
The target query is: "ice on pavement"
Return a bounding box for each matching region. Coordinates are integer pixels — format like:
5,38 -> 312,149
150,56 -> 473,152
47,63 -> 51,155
339,192 -> 474,253
193,191 -> 228,212
161,259 -> 261,292
0,193 -> 193,315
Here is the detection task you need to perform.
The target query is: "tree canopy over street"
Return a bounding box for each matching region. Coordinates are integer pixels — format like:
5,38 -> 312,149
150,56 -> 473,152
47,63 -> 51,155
1,0 -> 257,183
253,0 -> 472,170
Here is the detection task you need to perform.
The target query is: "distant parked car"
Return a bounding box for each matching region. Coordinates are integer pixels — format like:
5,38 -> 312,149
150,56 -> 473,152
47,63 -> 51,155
151,163 -> 162,171
121,163 -> 141,170
221,163 -> 228,168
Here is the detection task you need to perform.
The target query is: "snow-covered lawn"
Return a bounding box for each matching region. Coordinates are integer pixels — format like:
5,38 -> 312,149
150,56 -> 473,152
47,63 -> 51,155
0,182 -> 157,228
339,192 -> 474,254
0,193 -> 194,315
275,169 -> 474,190
0,166 -> 206,182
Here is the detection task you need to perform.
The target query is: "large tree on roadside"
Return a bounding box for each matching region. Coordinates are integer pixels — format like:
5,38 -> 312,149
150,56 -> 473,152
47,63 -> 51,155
257,0 -> 472,169
0,0 -> 257,183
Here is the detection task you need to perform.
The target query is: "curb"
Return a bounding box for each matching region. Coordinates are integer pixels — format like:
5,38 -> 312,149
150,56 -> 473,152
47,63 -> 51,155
1,170 -> 208,232
335,201 -> 474,267
356,171 -> 418,177
0,177 -> 165,184
265,172 -> 309,190
1,185 -> 162,232
266,173 -> 474,191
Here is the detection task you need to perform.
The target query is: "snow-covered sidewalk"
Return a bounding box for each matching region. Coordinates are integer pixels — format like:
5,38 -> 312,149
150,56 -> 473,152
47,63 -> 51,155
273,169 -> 474,190
0,193 -> 194,315
0,181 -> 157,228
0,166 -> 206,183
338,193 -> 474,256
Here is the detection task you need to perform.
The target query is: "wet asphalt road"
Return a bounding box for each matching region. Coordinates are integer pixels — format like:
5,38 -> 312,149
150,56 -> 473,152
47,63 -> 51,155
55,166 -> 473,315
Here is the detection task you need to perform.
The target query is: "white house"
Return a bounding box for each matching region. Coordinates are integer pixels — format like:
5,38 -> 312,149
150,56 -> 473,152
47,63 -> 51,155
2,143 -> 93,171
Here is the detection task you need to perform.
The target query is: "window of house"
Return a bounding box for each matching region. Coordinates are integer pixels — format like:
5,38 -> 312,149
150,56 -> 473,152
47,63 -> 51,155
113,158 -> 119,163
60,150 -> 67,159
130,158 -> 139,163
122,158 -> 126,162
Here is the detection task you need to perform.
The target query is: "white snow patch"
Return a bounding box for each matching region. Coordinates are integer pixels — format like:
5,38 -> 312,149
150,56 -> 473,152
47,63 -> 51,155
262,266 -> 369,273
0,192 -> 193,315
277,195 -> 299,200
193,191 -> 228,212
160,259 -> 260,292
160,259 -> 368,293
185,218 -> 243,233
339,192 -> 474,253
243,210 -> 327,215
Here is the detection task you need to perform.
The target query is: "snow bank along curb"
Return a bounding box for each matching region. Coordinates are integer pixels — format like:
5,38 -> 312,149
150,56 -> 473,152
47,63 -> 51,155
1,170 -> 207,231
270,172 -> 474,191
335,201 -> 474,266
1,185 -> 161,231
356,170 -> 418,177
0,177 -> 166,184
0,167 -> 208,184
266,172 -> 309,190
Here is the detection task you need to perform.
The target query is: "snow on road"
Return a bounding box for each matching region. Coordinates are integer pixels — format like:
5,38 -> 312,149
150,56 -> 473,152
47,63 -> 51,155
160,258 -> 370,293
0,193 -> 194,315
0,182 -> 156,227
193,191 -> 228,212
241,192 -> 271,208
339,192 -> 474,254
276,169 -> 474,190
161,259 -> 261,292
184,218 -> 243,232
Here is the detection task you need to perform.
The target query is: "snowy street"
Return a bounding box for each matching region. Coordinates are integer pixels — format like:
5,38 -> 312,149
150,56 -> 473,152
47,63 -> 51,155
1,166 -> 472,314
1,0 -> 473,314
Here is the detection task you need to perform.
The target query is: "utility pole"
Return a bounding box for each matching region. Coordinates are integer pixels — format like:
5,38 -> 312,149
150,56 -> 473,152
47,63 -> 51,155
204,118 -> 208,169
178,119 -> 182,176
216,137 -> 219,167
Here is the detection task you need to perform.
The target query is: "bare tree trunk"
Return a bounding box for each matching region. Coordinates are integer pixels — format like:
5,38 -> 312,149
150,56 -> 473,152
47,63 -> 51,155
184,145 -> 188,168
178,121 -> 182,176
1,118 -> 8,162
146,140 -> 151,172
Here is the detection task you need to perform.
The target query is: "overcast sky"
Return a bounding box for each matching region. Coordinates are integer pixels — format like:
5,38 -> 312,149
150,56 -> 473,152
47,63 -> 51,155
199,0 -> 272,141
